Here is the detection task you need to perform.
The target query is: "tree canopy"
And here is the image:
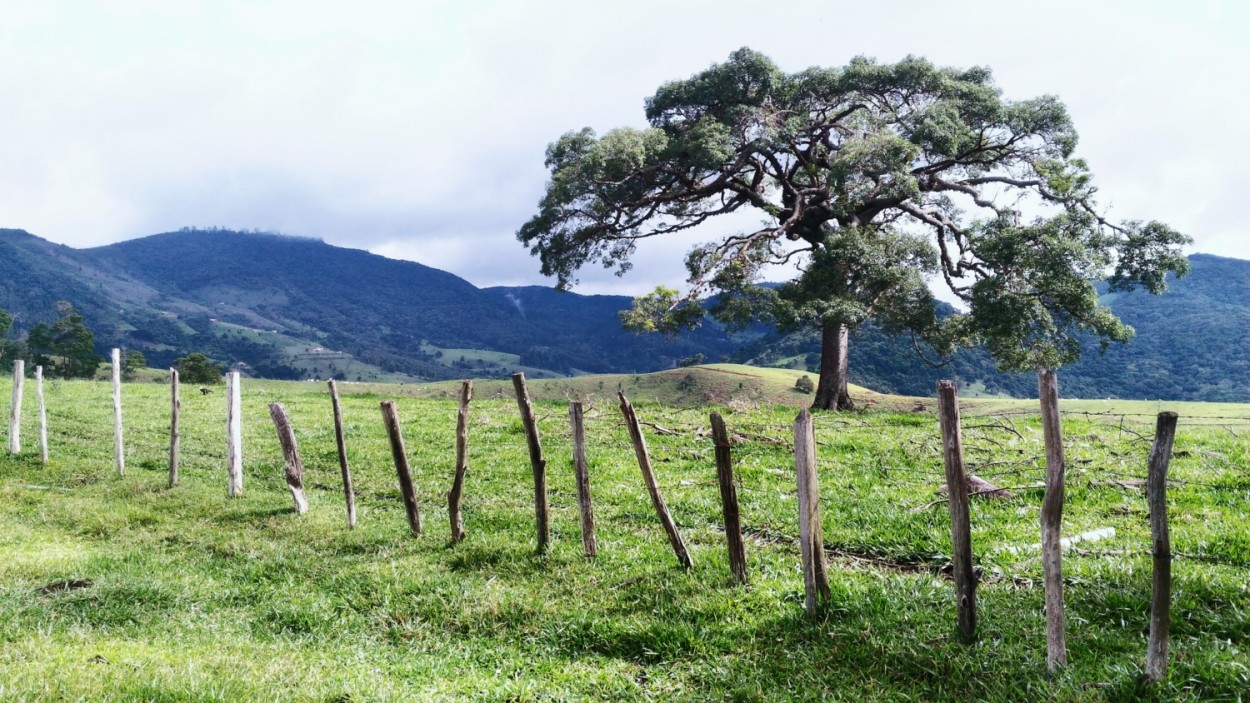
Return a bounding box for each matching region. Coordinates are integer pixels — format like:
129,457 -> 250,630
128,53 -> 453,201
175,353 -> 223,385
518,48 -> 1190,407
26,302 -> 101,379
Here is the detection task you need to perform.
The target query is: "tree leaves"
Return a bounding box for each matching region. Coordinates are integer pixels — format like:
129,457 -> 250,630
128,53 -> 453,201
518,47 -> 1191,376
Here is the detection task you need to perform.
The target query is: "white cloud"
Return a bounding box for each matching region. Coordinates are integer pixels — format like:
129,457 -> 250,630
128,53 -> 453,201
0,0 -> 1244,293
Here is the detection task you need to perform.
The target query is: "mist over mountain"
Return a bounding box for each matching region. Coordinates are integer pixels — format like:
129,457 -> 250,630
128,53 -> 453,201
1,228 -> 1245,401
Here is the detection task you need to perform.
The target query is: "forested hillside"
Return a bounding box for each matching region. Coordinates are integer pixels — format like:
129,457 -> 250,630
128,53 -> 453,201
1,228 -> 1245,401
738,254 -> 1249,401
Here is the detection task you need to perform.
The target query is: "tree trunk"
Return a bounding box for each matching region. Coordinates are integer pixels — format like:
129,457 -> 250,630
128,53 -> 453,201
812,320 -> 853,411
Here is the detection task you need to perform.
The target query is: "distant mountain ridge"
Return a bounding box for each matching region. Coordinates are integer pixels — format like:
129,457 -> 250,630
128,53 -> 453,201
0,227 -> 1246,401
0,227 -> 740,382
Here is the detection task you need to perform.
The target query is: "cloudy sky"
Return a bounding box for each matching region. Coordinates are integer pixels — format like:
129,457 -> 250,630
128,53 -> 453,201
1,0 -> 1245,295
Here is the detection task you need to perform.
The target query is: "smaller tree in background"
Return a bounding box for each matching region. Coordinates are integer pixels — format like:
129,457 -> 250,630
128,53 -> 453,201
121,350 -> 148,381
26,302 -> 101,379
175,353 -> 223,385
0,308 -> 22,372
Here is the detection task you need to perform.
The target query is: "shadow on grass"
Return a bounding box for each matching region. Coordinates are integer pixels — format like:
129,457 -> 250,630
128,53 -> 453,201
211,506 -> 293,524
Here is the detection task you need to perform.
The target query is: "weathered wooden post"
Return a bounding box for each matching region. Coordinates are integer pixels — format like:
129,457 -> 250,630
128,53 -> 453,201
569,401 -> 597,558
328,380 -> 356,529
710,411 -> 747,585
793,409 -> 830,614
168,369 -> 180,487
268,402 -> 308,514
619,391 -> 693,570
937,381 -> 977,643
36,365 -> 47,464
1146,411 -> 1178,682
512,373 -> 550,554
380,400 -> 421,535
8,359 -> 23,454
111,349 -> 124,474
448,380 -> 473,543
1038,367 -> 1067,672
225,371 -> 244,496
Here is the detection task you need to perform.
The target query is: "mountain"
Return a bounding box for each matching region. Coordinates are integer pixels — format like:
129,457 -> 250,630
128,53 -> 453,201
1,227 -> 1246,401
0,228 -> 738,381
736,254 -> 1250,402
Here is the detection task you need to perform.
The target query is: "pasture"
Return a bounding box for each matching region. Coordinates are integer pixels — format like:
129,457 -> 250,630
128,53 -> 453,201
1,368 -> 1248,701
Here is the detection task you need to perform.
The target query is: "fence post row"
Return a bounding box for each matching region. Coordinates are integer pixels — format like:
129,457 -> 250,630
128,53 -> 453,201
569,401 -> 597,558
710,411 -> 747,586
12,354 -> 1207,681
380,400 -> 422,535
793,409 -> 830,615
1037,367 -> 1068,672
328,380 -> 357,529
111,349 -> 124,475
8,360 -> 23,455
1146,411 -> 1178,682
937,381 -> 977,643
448,380 -> 473,543
268,402 -> 308,514
225,371 -> 244,497
168,369 -> 180,487
512,373 -> 550,554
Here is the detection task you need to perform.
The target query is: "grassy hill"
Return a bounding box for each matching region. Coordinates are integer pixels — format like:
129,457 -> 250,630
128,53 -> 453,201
0,371 -> 1247,700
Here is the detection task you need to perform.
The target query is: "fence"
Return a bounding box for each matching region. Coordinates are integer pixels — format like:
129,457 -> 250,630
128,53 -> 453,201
3,352 -> 1249,683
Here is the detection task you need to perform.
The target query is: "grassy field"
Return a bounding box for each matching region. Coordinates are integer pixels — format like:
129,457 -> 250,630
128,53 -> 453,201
1,368 -> 1248,701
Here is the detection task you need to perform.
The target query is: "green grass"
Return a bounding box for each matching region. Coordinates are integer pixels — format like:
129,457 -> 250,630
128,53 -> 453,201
1,371 -> 1248,701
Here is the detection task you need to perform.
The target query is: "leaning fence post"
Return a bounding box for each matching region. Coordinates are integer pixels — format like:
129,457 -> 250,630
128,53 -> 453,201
225,371 -> 243,496
710,411 -> 747,586
328,380 -> 356,529
111,349 -> 124,474
619,391 -> 693,570
380,400 -> 421,535
937,381 -> 977,643
8,359 -> 23,454
268,402 -> 308,514
1038,367 -> 1068,672
448,380 -> 473,543
793,409 -> 830,614
36,365 -> 47,464
168,369 -> 180,487
512,373 -> 550,554
1146,411 -> 1178,682
569,401 -> 597,558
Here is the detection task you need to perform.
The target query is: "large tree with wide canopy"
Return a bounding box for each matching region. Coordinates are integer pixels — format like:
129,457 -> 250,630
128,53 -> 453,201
518,48 -> 1189,409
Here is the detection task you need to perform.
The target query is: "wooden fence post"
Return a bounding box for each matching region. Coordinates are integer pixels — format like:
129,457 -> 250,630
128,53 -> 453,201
710,411 -> 747,586
380,400 -> 421,535
111,349 -> 124,475
512,373 -> 550,554
225,371 -> 243,496
448,380 -> 473,543
619,391 -> 693,570
268,402 -> 308,514
1146,411 -> 1178,682
793,409 -> 830,614
937,381 -> 977,643
8,360 -> 23,454
569,401 -> 597,558
36,365 -> 47,464
168,369 -> 180,487
328,380 -> 356,529
1038,367 -> 1067,672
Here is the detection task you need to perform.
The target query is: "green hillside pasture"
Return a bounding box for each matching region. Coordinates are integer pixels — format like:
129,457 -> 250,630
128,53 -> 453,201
0,377 -> 1248,701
